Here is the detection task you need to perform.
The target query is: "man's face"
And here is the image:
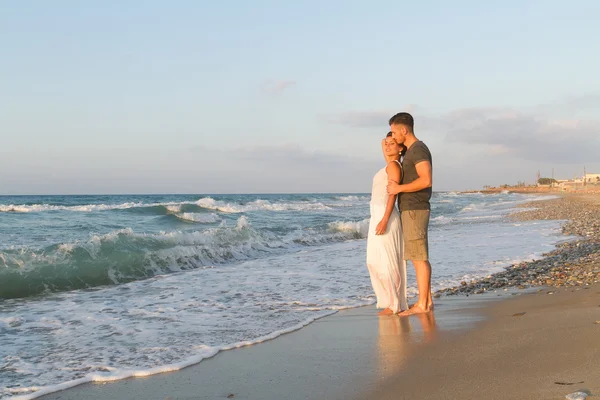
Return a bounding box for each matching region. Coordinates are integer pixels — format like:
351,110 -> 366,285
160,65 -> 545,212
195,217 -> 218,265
390,124 -> 406,144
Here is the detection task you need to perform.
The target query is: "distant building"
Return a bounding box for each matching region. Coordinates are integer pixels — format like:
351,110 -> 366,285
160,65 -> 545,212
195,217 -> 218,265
584,173 -> 600,184
557,178 -> 582,189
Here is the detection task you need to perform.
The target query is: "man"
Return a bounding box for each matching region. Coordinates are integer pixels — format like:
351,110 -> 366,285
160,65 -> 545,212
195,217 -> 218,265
386,112 -> 433,315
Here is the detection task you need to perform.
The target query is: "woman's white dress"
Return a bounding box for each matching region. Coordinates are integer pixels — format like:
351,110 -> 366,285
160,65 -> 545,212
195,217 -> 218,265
366,161 -> 408,313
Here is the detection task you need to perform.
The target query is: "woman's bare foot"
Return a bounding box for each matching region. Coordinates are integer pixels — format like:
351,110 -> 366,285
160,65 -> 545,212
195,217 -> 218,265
377,308 -> 395,316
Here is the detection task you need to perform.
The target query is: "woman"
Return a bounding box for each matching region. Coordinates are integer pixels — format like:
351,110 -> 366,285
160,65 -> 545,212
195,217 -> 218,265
366,133 -> 408,315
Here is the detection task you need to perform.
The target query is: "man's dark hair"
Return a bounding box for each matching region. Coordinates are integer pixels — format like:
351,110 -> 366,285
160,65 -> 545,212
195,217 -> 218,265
389,112 -> 414,132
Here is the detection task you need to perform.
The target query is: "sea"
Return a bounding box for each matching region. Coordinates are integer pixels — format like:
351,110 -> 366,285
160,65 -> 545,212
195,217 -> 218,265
0,191 -> 565,399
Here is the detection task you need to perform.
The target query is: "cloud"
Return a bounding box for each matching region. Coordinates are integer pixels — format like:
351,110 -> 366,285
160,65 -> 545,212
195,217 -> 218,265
322,95 -> 600,164
536,92 -> 600,113
441,107 -> 600,164
261,79 -> 296,94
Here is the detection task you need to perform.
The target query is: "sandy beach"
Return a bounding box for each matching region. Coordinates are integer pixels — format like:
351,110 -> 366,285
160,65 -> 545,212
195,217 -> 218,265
36,193 -> 600,400
37,287 -> 599,400
367,284 -> 599,400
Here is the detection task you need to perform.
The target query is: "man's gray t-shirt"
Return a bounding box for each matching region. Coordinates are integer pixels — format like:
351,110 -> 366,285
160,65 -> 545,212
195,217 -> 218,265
398,141 -> 432,211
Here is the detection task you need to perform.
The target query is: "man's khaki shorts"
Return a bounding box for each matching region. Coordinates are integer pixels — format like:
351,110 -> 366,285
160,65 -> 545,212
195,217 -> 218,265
401,210 -> 430,261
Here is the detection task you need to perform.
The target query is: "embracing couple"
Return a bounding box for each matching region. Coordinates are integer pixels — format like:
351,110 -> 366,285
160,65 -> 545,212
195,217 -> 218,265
366,112 -> 433,317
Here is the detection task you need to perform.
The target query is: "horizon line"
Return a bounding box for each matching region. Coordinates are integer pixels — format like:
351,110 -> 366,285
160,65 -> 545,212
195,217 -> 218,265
0,190 -> 463,197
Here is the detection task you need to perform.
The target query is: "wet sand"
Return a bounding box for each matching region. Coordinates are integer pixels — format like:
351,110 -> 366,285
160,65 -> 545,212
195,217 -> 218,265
36,285 -> 599,400
37,292 -> 496,400
366,285 -> 600,400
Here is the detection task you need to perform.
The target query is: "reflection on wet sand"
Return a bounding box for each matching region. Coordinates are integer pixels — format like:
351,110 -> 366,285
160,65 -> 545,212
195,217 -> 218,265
376,312 -> 439,379
413,311 -> 438,344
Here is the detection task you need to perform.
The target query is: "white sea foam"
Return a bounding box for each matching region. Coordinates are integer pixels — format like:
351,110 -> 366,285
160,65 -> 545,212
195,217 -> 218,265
195,197 -> 332,213
0,197 -> 340,214
0,202 -> 155,213
431,215 -> 453,225
327,219 -> 370,238
0,316 -> 25,329
174,212 -> 221,223
165,205 -> 182,213
337,195 -> 361,201
524,194 -> 559,202
7,309 -> 350,400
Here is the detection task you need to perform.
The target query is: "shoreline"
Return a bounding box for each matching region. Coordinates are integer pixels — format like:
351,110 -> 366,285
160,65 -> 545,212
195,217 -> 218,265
28,193 -> 600,400
461,187 -> 600,195
34,289 -> 534,400
34,288 -> 600,400
436,193 -> 600,297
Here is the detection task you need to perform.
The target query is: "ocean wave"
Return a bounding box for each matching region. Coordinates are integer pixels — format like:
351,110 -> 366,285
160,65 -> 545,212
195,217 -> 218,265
0,218 -> 274,299
327,219 -> 369,238
336,195 -> 364,201
194,197 -> 332,213
431,215 -> 453,225
0,201 -> 197,214
0,197 -> 336,215
0,217 -> 370,300
173,212 -> 221,223
0,202 -> 152,213
524,194 -> 560,202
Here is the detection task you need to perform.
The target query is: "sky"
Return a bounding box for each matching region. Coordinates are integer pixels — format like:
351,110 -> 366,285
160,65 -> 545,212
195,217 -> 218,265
1,0 -> 599,194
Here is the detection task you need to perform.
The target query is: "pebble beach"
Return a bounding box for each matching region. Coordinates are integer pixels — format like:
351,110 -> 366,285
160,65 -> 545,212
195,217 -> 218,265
436,193 -> 600,296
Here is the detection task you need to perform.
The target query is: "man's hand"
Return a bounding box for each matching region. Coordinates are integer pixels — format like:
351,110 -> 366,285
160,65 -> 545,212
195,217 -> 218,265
387,180 -> 402,195
375,218 -> 388,235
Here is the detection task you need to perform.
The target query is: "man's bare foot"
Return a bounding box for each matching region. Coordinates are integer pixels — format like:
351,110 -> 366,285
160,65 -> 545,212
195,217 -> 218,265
408,302 -> 434,311
397,304 -> 430,316
377,308 -> 395,316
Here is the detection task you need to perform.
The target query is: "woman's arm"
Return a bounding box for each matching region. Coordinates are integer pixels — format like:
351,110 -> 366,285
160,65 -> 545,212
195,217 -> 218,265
387,160 -> 431,194
375,161 -> 401,235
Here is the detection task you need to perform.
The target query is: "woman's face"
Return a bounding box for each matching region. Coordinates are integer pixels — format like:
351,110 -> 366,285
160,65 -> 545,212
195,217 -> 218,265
383,137 -> 401,157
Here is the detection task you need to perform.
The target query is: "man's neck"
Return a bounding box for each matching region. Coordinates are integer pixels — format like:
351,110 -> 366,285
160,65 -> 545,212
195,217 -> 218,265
404,135 -> 419,149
